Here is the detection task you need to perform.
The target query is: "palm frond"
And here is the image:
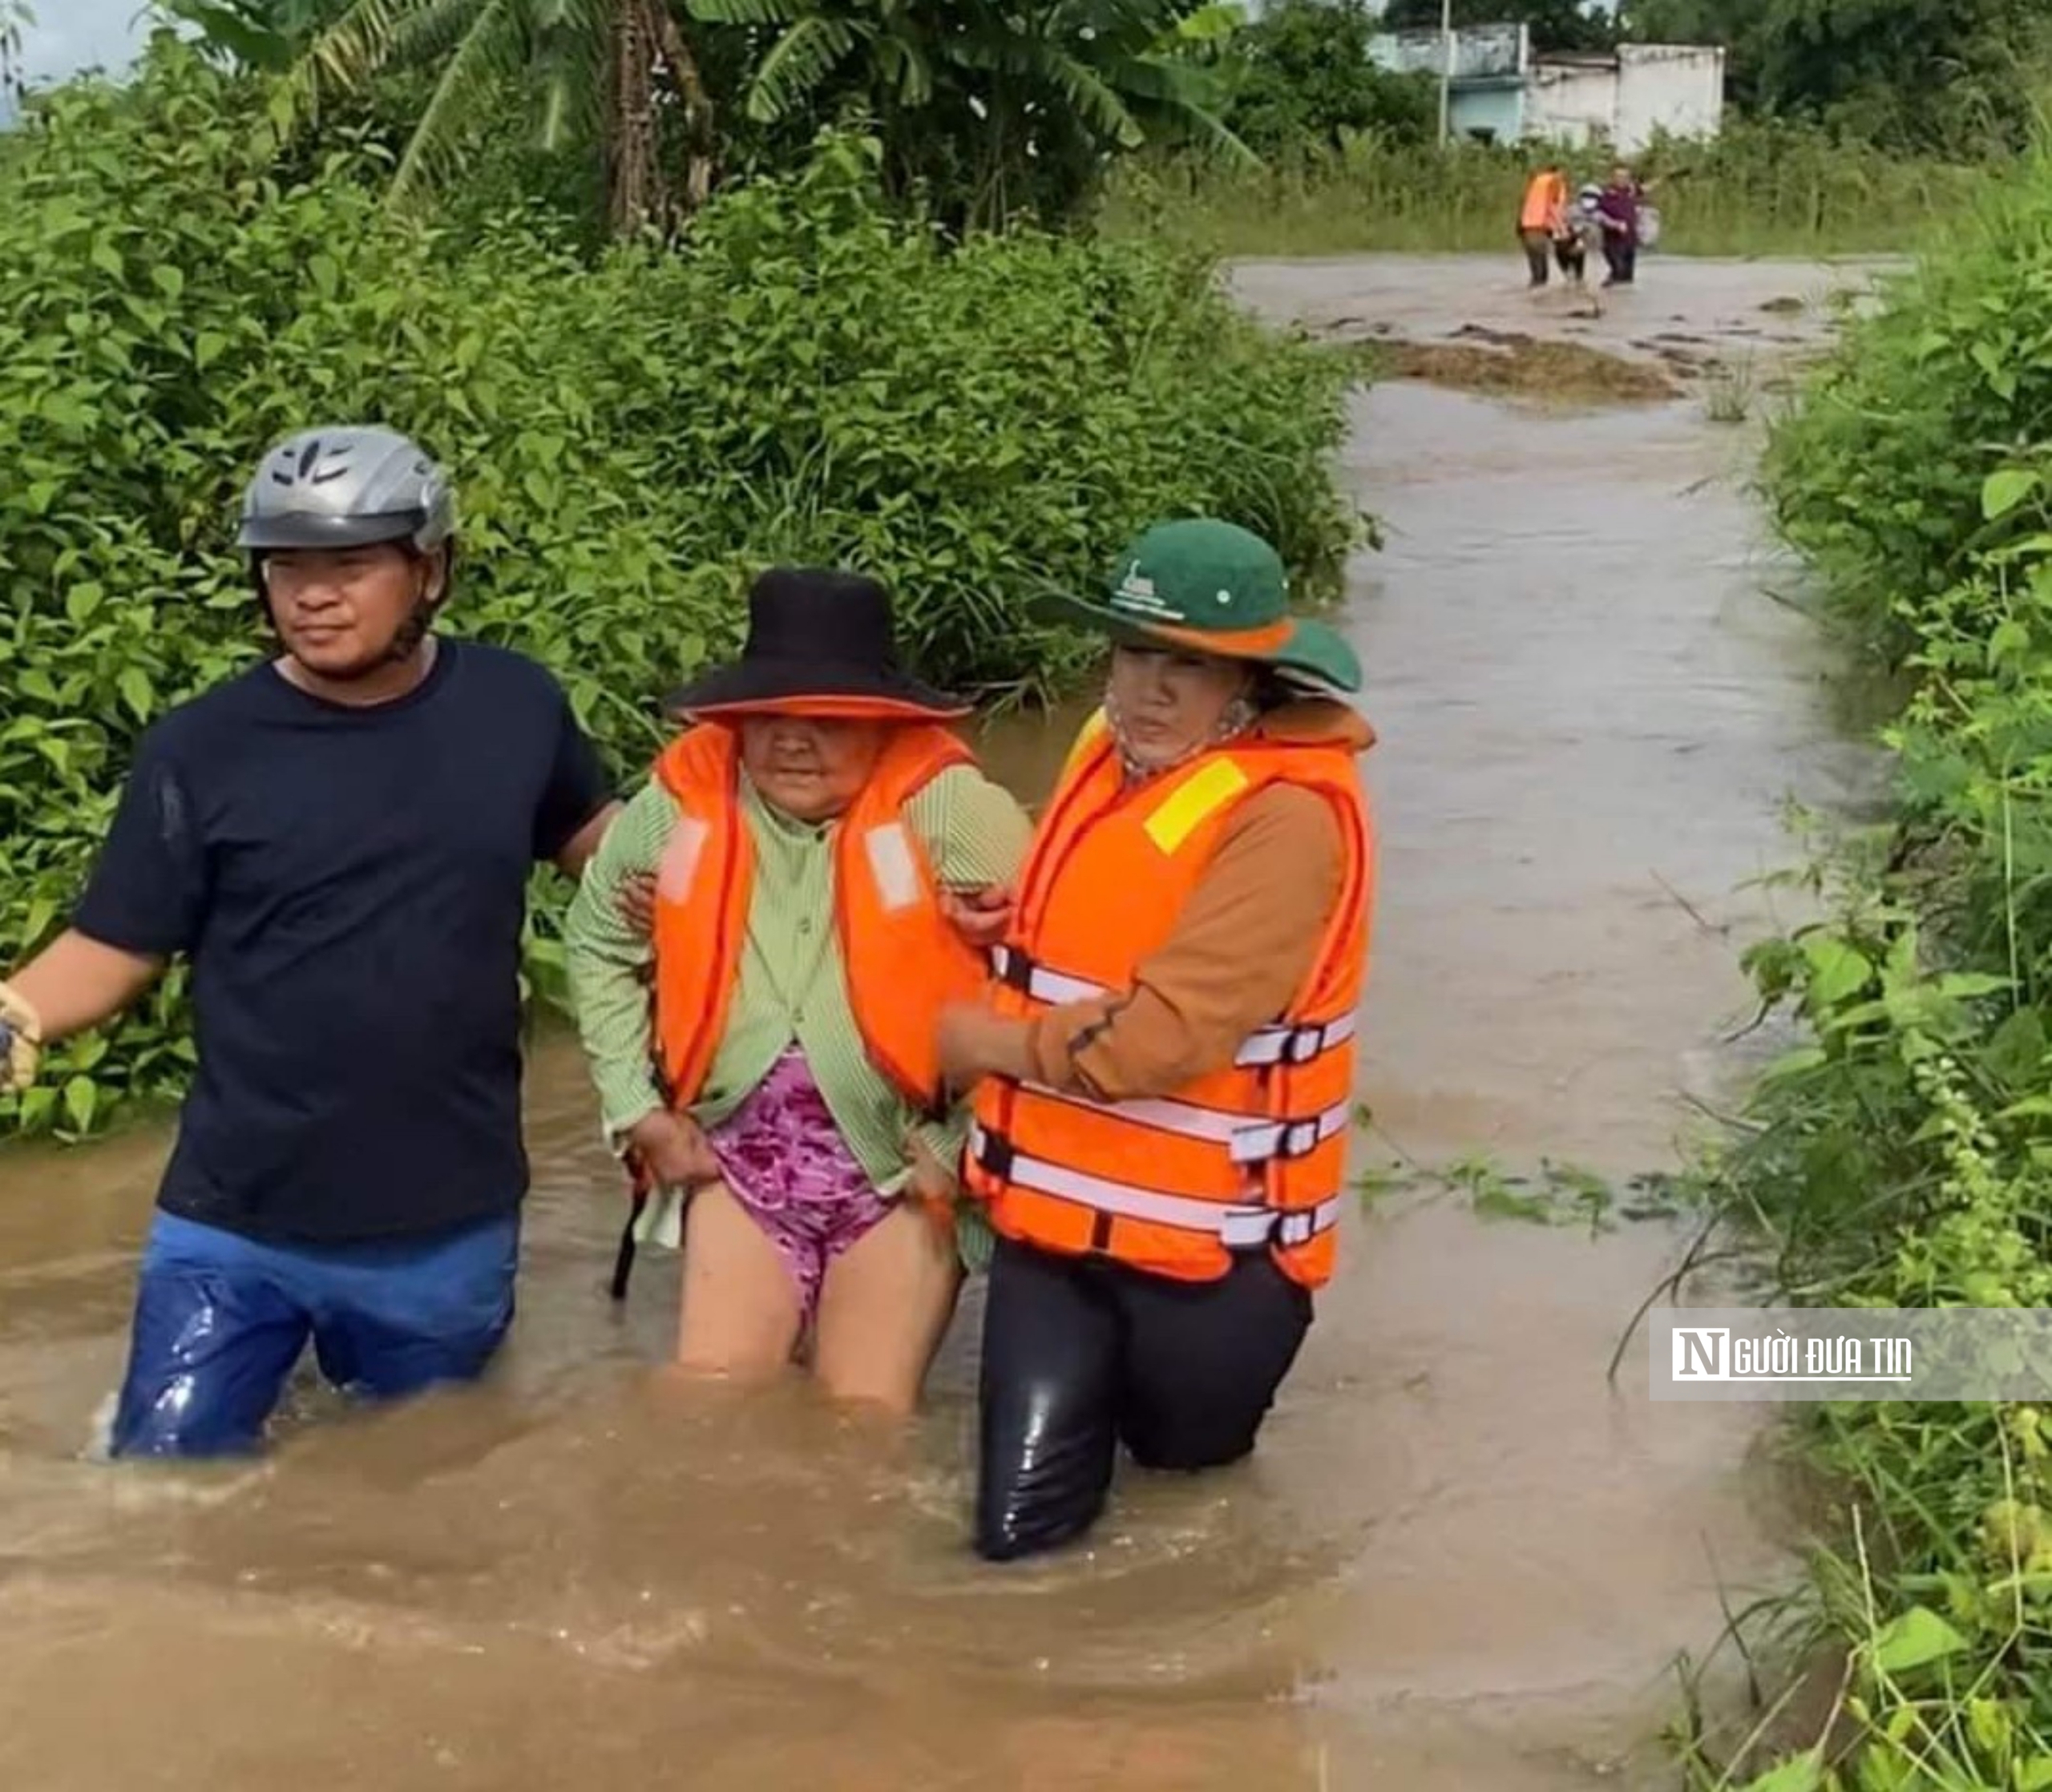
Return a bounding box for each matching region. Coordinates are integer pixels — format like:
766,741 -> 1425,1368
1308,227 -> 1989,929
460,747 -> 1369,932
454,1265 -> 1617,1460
683,0 -> 804,25
872,34 -> 934,107
306,0 -> 435,87
1106,48 -> 1226,107
1033,48 -> 1145,148
529,0 -> 608,153
1141,88 -> 1259,170
382,0 -> 492,68
746,16 -> 866,123
386,0 -> 530,213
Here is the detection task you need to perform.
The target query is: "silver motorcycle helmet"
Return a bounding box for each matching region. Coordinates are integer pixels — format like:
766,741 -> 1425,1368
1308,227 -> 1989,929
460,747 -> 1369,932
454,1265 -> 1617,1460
237,425 -> 456,554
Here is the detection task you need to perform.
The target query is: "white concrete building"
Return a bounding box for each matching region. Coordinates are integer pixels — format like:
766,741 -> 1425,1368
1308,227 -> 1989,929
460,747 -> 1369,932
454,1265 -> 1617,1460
1367,24 -> 1727,155
1525,44 -> 1727,152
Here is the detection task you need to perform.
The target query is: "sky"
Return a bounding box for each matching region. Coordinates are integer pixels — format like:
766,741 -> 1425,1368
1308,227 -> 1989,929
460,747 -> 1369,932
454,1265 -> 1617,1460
15,0 -> 151,90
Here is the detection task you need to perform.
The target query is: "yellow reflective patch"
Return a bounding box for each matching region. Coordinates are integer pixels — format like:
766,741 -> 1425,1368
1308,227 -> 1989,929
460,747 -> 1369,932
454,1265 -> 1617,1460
1060,708 -> 1112,779
1144,758 -> 1250,854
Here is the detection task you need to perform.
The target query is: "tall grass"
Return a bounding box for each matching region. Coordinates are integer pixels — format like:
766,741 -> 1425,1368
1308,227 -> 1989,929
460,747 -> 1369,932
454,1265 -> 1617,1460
1101,119 -> 1990,260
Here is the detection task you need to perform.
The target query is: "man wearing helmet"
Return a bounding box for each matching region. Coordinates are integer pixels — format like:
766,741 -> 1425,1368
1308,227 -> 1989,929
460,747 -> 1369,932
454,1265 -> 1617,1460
0,426 -> 619,1459
244,424 -> 462,694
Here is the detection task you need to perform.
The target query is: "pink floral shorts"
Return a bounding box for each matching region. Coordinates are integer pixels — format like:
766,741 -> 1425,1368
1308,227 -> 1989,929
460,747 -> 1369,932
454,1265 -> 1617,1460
706,1045 -> 895,1326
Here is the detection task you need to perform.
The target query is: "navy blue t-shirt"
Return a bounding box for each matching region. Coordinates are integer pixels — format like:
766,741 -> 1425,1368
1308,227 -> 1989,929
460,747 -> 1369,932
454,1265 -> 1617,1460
74,640 -> 613,1246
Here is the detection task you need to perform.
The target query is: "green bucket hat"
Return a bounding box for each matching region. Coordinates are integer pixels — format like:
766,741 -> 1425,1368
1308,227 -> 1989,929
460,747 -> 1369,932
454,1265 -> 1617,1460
1039,518 -> 1361,695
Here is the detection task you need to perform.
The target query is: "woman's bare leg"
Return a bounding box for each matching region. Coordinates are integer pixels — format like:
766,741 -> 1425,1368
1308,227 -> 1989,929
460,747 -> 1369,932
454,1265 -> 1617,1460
676,1181 -> 804,1382
812,1202 -> 963,1417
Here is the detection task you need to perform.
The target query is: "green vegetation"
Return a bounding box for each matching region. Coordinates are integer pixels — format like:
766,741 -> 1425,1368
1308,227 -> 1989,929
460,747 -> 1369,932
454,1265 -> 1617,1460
1678,142 -> 2052,1792
1213,0 -> 1436,154
156,1 -> 2020,261
0,40 -> 1356,1138
1626,0 -> 2052,160
1354,1144 -> 1686,1235
1286,0 -> 2052,164
166,0 -> 1250,236
1102,119 -> 1983,259
1385,0 -> 1618,54
1089,0 -> 2026,261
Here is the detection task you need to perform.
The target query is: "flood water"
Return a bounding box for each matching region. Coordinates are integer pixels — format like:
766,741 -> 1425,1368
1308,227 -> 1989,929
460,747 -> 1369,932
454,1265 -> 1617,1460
0,259 -> 1880,1790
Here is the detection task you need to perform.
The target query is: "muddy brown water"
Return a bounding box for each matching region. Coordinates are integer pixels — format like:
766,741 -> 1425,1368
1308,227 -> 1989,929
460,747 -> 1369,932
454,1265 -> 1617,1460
1,258 -> 1885,1790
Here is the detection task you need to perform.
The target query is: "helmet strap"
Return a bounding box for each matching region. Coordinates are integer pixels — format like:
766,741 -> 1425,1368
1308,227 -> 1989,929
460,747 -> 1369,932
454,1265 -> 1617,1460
376,547 -> 449,667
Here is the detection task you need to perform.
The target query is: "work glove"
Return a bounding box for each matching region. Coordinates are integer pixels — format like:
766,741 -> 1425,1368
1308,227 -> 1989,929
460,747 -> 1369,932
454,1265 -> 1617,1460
0,981 -> 42,1096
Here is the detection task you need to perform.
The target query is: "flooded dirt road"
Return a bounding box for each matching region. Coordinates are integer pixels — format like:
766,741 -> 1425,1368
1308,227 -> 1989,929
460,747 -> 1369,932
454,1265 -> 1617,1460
1227,250 -> 1901,381
0,257 -> 1877,1790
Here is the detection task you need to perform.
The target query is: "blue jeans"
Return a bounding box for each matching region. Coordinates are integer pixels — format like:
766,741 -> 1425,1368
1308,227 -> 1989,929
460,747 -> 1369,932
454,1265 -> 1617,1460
111,1209 -> 520,1459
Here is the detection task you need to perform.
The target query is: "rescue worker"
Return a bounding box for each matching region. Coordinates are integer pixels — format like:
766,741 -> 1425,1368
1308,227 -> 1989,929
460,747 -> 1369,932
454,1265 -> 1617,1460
1519,162 -> 1570,288
935,519 -> 1377,1562
563,568 -> 1032,1417
0,426 -> 619,1458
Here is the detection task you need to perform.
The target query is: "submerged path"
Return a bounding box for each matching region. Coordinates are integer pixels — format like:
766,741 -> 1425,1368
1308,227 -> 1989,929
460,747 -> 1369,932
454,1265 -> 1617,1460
0,255 -> 1878,1790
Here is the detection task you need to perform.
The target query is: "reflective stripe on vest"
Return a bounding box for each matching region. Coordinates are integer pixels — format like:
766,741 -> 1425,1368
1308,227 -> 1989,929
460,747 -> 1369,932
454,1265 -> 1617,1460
989,943 -> 1357,1072
970,1122 -> 1343,1249
1015,1080 -> 1352,1166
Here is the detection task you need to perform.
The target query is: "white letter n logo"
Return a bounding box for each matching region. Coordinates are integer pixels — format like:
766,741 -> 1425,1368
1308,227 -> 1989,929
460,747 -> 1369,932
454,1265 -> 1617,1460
1673,1328 -> 1727,1380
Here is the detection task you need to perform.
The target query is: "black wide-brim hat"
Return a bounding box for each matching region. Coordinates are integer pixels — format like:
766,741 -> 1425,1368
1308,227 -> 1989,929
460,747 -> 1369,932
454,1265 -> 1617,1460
664,567 -> 969,721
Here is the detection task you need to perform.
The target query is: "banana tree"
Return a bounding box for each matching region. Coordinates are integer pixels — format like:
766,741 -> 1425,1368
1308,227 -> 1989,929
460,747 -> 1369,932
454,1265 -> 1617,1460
685,0 -> 1251,228
269,0 -> 715,236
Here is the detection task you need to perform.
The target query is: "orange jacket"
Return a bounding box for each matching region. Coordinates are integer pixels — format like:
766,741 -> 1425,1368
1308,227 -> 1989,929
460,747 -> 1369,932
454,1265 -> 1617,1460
650,721 -> 986,1116
963,708 -> 1374,1290
1521,170 -> 1568,233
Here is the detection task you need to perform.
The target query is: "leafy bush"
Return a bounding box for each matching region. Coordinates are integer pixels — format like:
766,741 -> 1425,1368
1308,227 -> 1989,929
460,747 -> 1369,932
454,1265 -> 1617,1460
0,42 -> 1359,1138
1696,137 -> 2052,1792
1632,0 -> 2052,161
1765,155 -> 2052,667
1218,0 -> 1436,155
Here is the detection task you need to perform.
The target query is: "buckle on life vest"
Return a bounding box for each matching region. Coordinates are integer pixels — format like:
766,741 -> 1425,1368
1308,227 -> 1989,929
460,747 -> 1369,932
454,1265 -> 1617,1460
1238,1014 -> 1357,1070
1225,1100 -> 1353,1166
969,1120 -> 1016,1181
1275,1198 -> 1343,1249
991,945 -> 1033,994
1282,1119 -> 1323,1158
992,946 -> 1113,1008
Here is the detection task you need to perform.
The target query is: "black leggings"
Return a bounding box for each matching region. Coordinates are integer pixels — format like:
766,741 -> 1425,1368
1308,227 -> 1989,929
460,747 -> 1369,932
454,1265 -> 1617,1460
974,1234 -> 1314,1562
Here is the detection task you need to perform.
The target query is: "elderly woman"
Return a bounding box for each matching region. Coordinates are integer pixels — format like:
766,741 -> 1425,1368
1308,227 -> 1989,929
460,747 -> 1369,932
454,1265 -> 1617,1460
935,519 -> 1378,1561
565,567 -> 1031,1415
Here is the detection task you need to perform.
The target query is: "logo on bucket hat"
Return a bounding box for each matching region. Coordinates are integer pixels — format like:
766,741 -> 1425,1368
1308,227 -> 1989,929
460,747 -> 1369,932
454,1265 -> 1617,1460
1112,560 -> 1178,620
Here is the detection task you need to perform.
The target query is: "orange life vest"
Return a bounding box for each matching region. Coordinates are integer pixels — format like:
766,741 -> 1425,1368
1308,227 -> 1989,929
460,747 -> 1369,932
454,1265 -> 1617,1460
1521,170 -> 1567,232
963,707 -> 1375,1290
649,721 -> 986,1117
